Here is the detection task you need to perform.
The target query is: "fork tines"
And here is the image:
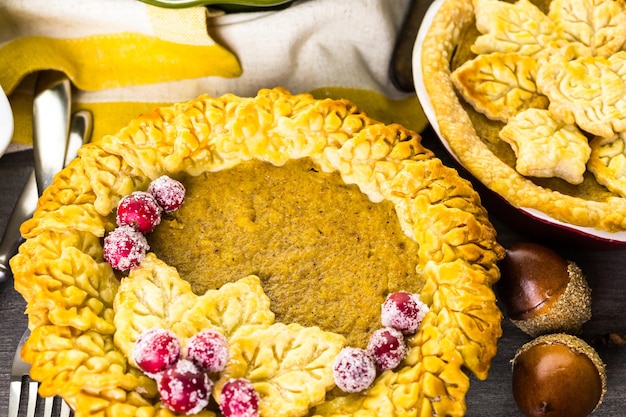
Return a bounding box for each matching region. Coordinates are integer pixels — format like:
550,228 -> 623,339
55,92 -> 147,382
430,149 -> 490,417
9,377 -> 72,417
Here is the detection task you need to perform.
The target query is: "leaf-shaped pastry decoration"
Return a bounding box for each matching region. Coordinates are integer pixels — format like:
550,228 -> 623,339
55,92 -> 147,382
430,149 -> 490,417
461,0 -> 626,184
472,0 -> 558,57
451,52 -> 548,122
588,133 -> 626,198
215,324 -> 345,417
499,108 -> 591,184
114,252 -> 345,417
175,275 -> 276,341
114,253 -> 277,362
537,52 -> 626,138
549,0 -> 626,58
114,254 -> 198,365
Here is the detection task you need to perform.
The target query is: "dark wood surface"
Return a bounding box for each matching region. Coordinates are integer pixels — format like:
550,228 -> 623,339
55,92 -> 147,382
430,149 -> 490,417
1,129 -> 625,416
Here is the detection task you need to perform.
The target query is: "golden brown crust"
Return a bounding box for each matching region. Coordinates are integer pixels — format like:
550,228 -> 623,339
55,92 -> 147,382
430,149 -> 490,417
499,108 -> 591,184
588,132 -> 626,198
420,0 -> 626,232
11,88 -> 504,417
451,53 -> 547,123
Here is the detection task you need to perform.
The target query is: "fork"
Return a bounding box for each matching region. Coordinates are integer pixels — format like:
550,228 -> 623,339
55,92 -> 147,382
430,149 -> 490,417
8,109 -> 92,417
8,330 -> 72,417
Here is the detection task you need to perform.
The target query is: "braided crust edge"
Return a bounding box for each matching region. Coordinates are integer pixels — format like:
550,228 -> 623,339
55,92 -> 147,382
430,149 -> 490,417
11,88 -> 504,417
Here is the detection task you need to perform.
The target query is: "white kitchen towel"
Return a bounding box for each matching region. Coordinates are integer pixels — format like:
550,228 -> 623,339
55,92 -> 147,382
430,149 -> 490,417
0,0 -> 426,147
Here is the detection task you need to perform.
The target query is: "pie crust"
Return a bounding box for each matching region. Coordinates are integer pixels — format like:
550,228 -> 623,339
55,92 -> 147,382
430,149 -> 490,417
11,88 -> 504,417
420,0 -> 626,232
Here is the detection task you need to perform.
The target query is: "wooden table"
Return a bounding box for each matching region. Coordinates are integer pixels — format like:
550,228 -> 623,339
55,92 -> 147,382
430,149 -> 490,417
1,128 -> 625,416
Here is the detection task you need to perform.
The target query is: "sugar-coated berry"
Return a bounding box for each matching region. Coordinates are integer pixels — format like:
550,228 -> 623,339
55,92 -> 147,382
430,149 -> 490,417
132,328 -> 182,377
116,191 -> 162,233
103,225 -> 149,270
381,291 -> 428,334
157,359 -> 213,415
148,176 -> 186,213
186,329 -> 229,373
367,327 -> 407,371
332,347 -> 376,393
219,378 -> 260,417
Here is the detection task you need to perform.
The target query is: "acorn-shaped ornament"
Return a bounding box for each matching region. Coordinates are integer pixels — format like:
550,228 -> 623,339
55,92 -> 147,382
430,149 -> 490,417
511,333 -> 606,417
497,242 -> 591,337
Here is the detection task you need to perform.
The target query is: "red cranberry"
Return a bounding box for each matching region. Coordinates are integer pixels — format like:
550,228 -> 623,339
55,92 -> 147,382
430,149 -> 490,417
116,191 -> 162,233
366,327 -> 407,371
148,176 -> 186,213
219,378 -> 260,417
186,329 -> 229,373
132,328 -> 181,377
381,291 -> 428,334
103,225 -> 149,270
332,347 -> 376,393
157,359 -> 212,415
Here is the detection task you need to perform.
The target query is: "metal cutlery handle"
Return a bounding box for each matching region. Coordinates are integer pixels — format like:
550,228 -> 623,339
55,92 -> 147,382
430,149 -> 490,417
33,71 -> 71,193
64,110 -> 92,166
0,109 -> 90,284
0,71 -> 72,284
0,171 -> 37,283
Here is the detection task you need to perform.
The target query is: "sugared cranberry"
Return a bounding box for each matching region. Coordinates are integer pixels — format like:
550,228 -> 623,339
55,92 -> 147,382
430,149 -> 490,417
103,225 -> 149,270
381,291 -> 428,334
116,191 -> 162,233
148,176 -> 186,213
332,347 -> 376,393
157,359 -> 212,415
186,329 -> 229,373
132,328 -> 181,377
367,327 -> 407,371
219,378 -> 260,417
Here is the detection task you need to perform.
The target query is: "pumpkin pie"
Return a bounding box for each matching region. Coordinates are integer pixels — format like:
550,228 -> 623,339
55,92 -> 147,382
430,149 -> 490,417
420,0 -> 626,232
11,88 -> 504,416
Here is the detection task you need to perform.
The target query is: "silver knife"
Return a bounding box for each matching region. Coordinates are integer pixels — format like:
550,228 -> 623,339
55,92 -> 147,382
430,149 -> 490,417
0,72 -> 73,283
32,71 -> 71,193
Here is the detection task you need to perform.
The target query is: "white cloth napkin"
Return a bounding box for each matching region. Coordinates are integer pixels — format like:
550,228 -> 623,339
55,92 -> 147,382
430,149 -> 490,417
0,0 -> 426,148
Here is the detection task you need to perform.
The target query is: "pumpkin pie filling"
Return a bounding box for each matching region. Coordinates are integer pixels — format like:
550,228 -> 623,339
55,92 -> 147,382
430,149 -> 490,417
148,158 -> 424,348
